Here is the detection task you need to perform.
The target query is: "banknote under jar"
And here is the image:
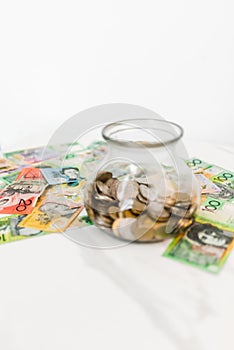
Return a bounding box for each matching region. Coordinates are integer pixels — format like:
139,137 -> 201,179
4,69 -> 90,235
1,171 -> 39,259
84,118 -> 200,242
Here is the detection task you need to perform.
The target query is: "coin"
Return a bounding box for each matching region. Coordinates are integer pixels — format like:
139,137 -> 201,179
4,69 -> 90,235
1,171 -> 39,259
131,213 -> 156,239
160,196 -> 176,208
131,198 -> 146,214
96,181 -> 111,197
147,201 -> 168,220
85,169 -> 197,243
179,217 -> 194,230
107,206 -> 120,220
123,210 -> 137,219
106,177 -> 120,198
134,221 -> 166,242
86,206 -> 95,222
151,222 -> 174,240
96,171 -> 113,182
112,218 -> 136,240
136,193 -> 148,204
95,213 -> 113,228
170,205 -> 188,218
139,184 -> 149,200
93,182 -> 113,202
136,177 -> 149,185
119,198 -> 134,211
175,192 -> 191,203
138,227 -> 156,241
116,180 -> 139,201
164,216 -> 180,234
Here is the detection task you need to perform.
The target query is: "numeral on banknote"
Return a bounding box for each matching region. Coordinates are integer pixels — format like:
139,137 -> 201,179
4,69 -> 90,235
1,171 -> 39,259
204,199 -> 222,213
216,172 -> 233,182
16,199 -> 32,212
187,159 -> 202,167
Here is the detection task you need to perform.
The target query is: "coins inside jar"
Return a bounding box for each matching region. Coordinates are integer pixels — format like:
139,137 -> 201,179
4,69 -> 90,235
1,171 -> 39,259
85,171 -> 197,242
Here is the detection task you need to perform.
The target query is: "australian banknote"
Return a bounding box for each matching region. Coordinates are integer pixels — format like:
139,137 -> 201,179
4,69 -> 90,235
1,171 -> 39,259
163,221 -> 234,273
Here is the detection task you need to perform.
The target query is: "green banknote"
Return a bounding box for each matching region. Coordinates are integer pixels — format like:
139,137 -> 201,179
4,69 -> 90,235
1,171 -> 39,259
209,170 -> 234,190
202,164 -> 225,177
164,158 -> 234,273
163,222 -> 234,273
186,157 -> 212,172
0,170 -> 20,184
195,196 -> 234,232
0,215 -> 51,245
0,178 -> 6,190
188,160 -> 234,230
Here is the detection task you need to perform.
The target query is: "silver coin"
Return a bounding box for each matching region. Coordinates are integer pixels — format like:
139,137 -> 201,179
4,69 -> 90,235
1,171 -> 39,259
95,171 -> 113,182
147,202 -> 170,221
119,198 -> 134,211
106,178 -> 120,198
139,184 -> 149,200
94,214 -> 113,228
136,177 -> 149,186
165,216 -> 181,234
116,180 -> 139,201
131,198 -> 146,214
96,181 -> 111,197
93,182 -> 114,202
170,206 -> 188,218
136,193 -> 148,204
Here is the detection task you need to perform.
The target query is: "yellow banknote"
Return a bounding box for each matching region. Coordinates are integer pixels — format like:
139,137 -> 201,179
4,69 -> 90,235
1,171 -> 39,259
19,197 -> 83,232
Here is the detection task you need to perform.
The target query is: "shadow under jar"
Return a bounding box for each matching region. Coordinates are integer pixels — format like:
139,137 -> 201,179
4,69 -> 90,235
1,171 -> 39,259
84,118 -> 199,243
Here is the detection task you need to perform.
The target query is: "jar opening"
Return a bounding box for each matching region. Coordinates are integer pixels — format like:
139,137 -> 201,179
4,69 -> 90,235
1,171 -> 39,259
102,119 -> 184,148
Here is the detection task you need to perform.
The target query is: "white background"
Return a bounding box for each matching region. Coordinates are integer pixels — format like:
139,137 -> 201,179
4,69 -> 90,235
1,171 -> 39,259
0,1 -> 234,152
1,3 -> 234,350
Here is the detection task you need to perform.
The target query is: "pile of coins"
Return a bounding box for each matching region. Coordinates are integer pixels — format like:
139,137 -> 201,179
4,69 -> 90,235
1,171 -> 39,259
85,171 -> 197,242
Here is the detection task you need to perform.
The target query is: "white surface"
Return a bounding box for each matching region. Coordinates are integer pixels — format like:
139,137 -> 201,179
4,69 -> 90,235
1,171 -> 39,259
1,2 -> 234,347
1,1 -> 234,151
0,142 -> 233,350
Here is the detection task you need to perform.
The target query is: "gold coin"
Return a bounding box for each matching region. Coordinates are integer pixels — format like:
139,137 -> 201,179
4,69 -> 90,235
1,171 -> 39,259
86,206 -> 95,222
163,196 -> 176,208
138,228 -> 155,241
112,218 -> 136,240
131,213 -> 156,239
175,192 -> 191,203
136,222 -> 168,242
123,210 -> 137,218
179,217 -> 193,230
151,222 -> 173,240
107,206 -> 120,220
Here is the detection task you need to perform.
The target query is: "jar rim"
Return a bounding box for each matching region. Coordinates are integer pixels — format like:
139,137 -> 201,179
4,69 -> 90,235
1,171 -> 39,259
102,118 -> 184,148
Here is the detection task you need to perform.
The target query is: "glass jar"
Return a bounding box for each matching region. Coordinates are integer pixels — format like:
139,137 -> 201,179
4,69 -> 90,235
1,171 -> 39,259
84,119 -> 199,243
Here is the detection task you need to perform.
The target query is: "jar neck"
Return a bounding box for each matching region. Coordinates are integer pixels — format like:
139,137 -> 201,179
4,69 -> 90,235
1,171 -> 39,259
102,119 -> 184,148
